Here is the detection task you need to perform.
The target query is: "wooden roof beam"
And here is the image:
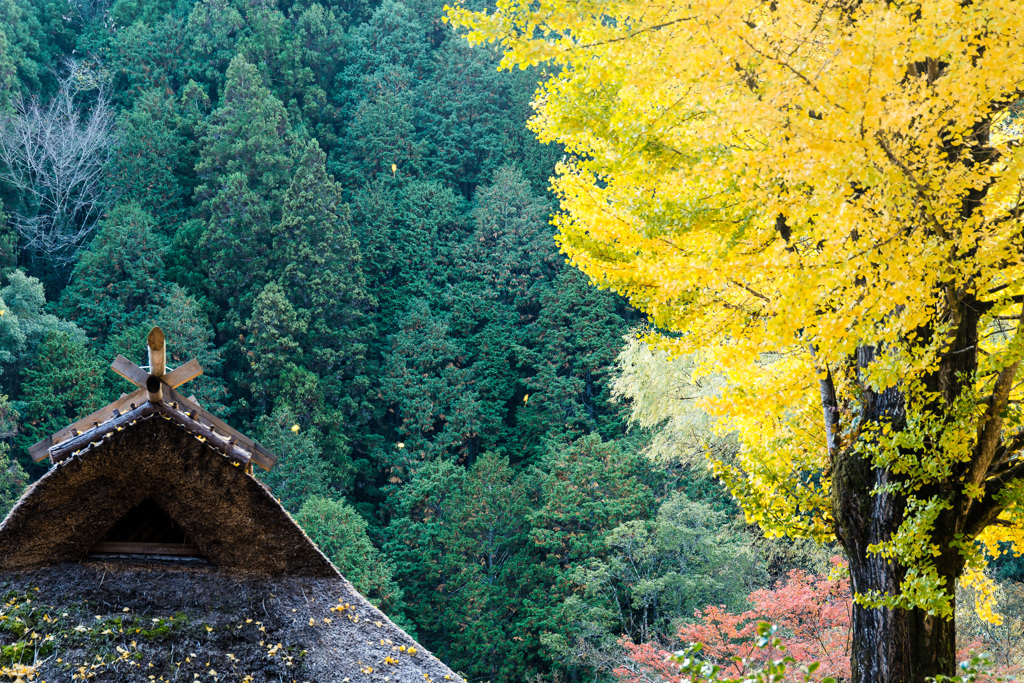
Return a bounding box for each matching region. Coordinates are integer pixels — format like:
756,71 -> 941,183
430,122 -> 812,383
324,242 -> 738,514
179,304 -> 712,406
111,354 -> 148,386
166,386 -> 276,471
148,326 -> 166,377
165,359 -> 203,388
29,387 -> 149,462
113,355 -> 203,390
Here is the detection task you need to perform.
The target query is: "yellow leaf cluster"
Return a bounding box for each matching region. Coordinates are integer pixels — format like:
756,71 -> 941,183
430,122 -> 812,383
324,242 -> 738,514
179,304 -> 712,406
449,0 -> 1024,616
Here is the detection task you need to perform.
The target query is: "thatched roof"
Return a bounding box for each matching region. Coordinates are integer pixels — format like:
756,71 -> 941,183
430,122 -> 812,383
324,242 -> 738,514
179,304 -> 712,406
0,563 -> 466,682
0,415 -> 336,576
0,395 -> 466,682
0,329 -> 466,681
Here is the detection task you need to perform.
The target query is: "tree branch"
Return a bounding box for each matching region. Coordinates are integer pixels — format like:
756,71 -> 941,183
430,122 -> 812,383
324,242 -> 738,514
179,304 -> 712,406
964,459 -> 1024,538
577,17 -> 694,50
969,358 -> 1021,488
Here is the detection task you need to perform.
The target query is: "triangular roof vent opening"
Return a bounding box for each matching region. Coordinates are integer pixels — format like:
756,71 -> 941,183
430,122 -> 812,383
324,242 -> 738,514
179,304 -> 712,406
89,499 -> 207,562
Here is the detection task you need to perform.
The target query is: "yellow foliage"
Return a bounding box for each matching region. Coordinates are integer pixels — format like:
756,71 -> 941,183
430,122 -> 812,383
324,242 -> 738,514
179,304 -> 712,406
448,0 -> 1024,621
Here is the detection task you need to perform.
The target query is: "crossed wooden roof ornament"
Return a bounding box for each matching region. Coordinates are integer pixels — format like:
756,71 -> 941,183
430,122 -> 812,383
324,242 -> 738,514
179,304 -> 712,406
28,327 -> 276,471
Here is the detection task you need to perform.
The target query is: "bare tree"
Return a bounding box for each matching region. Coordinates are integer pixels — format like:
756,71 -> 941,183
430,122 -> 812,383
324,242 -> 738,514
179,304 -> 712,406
69,0 -> 112,26
0,60 -> 113,268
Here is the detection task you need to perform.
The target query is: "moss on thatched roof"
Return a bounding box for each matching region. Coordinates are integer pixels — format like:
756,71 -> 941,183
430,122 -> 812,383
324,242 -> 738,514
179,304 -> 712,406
0,563 -> 465,682
0,406 -> 467,682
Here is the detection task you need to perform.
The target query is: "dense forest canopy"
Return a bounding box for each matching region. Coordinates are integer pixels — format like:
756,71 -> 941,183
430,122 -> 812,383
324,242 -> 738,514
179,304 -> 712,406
0,0 -> 1023,680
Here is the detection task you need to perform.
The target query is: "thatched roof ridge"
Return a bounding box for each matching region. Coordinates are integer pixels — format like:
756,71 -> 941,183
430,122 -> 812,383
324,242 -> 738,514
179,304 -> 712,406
45,398 -> 257,467
0,416 -> 337,576
28,329 -> 277,471
31,385 -> 277,470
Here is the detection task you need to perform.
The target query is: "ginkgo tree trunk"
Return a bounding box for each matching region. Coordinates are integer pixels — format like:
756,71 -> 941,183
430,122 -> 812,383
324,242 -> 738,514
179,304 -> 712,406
447,1 -> 1024,682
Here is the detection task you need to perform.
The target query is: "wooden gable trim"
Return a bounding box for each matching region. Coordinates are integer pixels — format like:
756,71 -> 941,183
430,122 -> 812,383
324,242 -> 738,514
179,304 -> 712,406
28,327 -> 276,471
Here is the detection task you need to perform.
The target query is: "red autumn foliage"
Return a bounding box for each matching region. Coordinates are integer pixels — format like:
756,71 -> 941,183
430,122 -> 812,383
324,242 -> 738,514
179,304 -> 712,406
614,557 -> 1024,683
613,559 -> 851,683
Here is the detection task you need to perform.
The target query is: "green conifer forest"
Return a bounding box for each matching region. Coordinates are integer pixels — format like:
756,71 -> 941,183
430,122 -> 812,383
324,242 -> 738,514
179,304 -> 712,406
1,1 -> 1022,681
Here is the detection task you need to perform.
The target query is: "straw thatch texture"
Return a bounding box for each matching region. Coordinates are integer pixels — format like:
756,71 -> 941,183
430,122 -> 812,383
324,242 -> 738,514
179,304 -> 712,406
0,409 -> 467,682
0,562 -> 466,682
0,415 -> 336,576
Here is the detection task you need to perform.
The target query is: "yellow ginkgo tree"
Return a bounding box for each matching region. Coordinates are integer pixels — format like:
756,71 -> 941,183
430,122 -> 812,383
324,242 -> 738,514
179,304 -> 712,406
447,1 -> 1024,681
